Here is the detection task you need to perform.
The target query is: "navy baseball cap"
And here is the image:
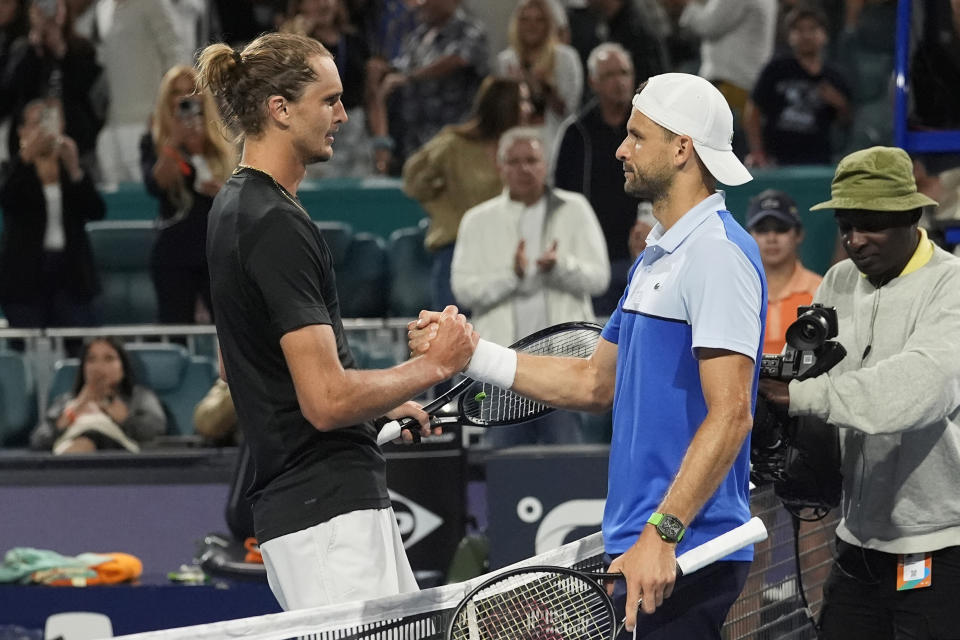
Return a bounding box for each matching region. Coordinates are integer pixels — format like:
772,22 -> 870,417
747,189 -> 802,229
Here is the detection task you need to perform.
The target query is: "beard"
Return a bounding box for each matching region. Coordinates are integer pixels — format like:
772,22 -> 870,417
623,163 -> 673,202
294,134 -> 333,166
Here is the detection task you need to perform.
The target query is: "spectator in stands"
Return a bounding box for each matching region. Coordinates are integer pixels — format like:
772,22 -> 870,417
451,127 -> 609,446
659,0 -> 703,75
0,98 -> 104,331
141,65 -> 235,325
0,0 -> 26,73
366,0 -> 488,174
281,0 -> 374,178
165,0 -> 206,65
677,0 -> 778,155
746,189 -> 821,354
0,0 -> 28,163
348,0 -> 417,61
496,0 -> 582,160
31,337 -> 166,453
553,43 -> 640,315
403,76 -> 532,310
567,0 -> 669,86
745,4 -> 850,168
758,146 -> 960,640
95,0 -> 180,188
0,0 -> 105,171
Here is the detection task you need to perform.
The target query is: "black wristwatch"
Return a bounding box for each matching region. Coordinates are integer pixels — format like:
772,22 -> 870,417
648,512 -> 686,543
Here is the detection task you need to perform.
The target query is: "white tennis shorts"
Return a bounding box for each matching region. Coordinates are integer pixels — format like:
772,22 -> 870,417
259,507 -> 419,611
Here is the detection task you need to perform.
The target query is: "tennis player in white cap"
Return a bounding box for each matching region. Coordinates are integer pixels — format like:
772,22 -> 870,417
412,73 -> 767,638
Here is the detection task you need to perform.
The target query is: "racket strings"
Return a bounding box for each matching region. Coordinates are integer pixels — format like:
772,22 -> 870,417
450,571 -> 613,640
460,328 -> 601,425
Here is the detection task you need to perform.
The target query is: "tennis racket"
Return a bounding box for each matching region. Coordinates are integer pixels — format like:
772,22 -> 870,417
446,516 -> 768,640
377,321 -> 603,446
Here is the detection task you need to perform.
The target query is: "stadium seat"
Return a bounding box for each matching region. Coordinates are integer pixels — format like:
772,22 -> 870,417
85,221 -> 158,324
315,222 -> 390,318
0,351 -> 37,447
314,220 -> 353,265
386,221 -> 431,318
338,232 -> 389,318
125,344 -> 218,436
350,340 -> 398,369
47,358 -> 79,404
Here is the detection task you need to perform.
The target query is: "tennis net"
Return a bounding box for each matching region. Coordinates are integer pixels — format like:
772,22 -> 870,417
112,532 -> 606,640
113,484 -> 836,640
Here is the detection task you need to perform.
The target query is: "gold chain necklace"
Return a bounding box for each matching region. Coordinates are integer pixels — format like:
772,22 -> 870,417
235,164 -> 309,217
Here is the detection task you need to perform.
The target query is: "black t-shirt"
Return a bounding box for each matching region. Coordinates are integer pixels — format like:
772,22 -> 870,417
751,56 -> 850,165
554,102 -> 637,264
207,167 -> 389,543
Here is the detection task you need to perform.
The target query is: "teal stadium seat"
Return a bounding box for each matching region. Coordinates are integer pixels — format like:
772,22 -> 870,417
315,222 -> 389,318
85,221 -> 158,324
125,344 -> 218,435
315,221 -> 353,265
339,232 -> 388,318
47,358 -> 79,403
49,345 -> 218,436
0,352 -> 37,446
386,220 -> 431,318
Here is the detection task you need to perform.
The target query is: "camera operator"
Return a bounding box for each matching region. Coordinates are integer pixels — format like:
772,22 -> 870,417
758,146 -> 960,639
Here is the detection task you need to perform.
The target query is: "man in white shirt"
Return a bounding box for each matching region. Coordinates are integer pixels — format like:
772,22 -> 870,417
451,126 -> 609,445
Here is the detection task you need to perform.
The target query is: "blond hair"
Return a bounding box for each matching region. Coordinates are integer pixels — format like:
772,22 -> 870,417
195,32 -> 331,139
152,65 -> 235,183
507,0 -> 560,81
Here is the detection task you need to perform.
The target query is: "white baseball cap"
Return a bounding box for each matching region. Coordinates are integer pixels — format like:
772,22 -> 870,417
631,73 -> 753,186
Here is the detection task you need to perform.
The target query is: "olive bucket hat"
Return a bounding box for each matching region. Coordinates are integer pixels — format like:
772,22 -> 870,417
810,146 -> 939,212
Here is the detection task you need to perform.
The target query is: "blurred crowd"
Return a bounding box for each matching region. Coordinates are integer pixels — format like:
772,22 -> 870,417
1,0 -> 958,334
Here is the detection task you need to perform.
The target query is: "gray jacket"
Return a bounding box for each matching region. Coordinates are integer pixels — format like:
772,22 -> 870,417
789,241 -> 960,553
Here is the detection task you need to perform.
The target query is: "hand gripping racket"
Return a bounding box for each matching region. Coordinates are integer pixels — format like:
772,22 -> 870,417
377,321 -> 603,446
446,517 -> 768,640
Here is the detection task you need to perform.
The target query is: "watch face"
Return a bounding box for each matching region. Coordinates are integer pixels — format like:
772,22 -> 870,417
659,517 -> 683,541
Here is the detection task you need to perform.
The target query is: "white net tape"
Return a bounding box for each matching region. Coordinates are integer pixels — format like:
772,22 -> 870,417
112,533 -> 606,640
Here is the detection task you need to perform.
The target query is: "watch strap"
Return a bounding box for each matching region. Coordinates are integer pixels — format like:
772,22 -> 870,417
647,512 -> 686,543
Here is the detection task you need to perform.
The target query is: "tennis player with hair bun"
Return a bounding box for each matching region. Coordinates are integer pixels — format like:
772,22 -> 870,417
412,73 -> 767,638
195,32 -> 478,612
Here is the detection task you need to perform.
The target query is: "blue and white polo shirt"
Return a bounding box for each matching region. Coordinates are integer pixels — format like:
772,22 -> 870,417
601,192 -> 767,561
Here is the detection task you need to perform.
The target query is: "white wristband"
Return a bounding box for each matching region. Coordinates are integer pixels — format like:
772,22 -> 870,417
464,339 -> 517,389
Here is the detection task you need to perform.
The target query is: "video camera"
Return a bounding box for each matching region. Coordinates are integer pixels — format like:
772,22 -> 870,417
759,304 -> 845,381
752,304 -> 846,517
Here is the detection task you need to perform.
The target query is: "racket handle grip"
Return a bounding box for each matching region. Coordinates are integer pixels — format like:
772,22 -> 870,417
376,420 -> 402,446
375,417 -> 420,446
675,516 -> 768,577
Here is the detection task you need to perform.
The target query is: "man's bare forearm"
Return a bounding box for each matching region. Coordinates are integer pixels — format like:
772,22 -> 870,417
656,409 -> 752,524
511,340 -> 616,413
